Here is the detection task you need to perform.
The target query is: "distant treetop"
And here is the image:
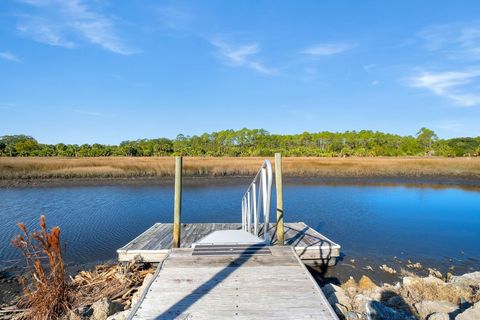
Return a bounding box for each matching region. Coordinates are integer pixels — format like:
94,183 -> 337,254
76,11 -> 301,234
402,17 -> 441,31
1,128 -> 479,157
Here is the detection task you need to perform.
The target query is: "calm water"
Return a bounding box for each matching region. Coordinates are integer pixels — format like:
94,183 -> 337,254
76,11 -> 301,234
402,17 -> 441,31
1,180 -> 480,270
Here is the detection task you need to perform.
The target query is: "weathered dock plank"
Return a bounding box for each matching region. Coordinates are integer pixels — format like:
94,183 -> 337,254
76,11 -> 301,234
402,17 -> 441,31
117,222 -> 340,265
129,246 -> 338,320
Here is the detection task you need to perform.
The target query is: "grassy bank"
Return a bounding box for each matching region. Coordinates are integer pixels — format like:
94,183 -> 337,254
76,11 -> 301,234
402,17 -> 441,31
1,157 -> 479,181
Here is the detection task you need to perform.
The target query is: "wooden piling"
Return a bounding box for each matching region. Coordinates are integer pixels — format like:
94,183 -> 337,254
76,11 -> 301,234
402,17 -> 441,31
275,153 -> 284,245
173,156 -> 182,248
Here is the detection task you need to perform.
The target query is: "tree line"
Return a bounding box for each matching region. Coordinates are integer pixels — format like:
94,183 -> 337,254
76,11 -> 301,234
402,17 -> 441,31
1,128 -> 479,157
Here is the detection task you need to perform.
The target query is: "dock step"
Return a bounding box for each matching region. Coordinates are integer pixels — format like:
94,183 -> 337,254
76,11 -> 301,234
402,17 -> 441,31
192,244 -> 271,256
117,222 -> 341,266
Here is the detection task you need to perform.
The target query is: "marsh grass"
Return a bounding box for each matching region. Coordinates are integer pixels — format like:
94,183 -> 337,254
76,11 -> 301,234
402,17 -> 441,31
12,215 -> 72,320
1,157 -> 479,180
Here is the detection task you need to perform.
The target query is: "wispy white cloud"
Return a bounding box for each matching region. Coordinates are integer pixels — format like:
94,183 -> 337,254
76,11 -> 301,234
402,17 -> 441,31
419,22 -> 480,59
17,0 -> 135,55
209,40 -> 275,75
17,22 -> 75,48
301,43 -> 353,56
404,22 -> 480,107
408,68 -> 480,106
0,51 -> 21,62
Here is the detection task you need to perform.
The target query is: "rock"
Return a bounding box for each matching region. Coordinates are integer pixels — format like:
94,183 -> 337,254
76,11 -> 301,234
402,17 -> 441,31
131,273 -> 154,307
332,303 -> 349,319
67,310 -> 82,320
143,272 -> 154,285
387,295 -> 405,308
327,286 -> 352,318
403,276 -> 473,304
450,272 -> 480,287
328,290 -> 351,309
413,300 -> 458,319
403,276 -> 444,298
358,275 -> 377,292
131,290 -> 141,309
79,306 -> 93,317
91,298 -> 124,320
323,283 -> 354,318
107,310 -> 130,320
366,301 -> 416,320
345,311 -> 364,319
322,283 -> 343,300
351,294 -> 372,314
427,312 -> 449,320
406,262 -> 422,269
428,268 -> 443,279
342,277 -> 358,297
363,265 -> 374,271
380,264 -> 397,275
456,302 -> 480,320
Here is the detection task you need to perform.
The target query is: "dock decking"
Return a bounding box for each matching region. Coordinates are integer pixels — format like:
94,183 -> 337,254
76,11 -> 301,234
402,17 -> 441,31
117,222 -> 341,266
129,245 -> 338,319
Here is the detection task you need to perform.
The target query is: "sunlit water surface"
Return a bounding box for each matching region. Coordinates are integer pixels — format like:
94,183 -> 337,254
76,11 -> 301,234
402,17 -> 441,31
1,181 -> 479,271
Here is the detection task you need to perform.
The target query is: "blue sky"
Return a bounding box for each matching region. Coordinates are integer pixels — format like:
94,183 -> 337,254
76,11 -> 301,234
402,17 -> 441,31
1,0 -> 480,144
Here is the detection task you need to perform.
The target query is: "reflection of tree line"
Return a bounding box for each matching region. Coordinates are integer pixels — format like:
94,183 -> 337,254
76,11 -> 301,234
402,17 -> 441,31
1,127 -> 479,157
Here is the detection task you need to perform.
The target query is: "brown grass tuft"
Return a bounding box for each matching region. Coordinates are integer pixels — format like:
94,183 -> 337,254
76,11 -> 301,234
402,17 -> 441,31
12,215 -> 72,320
402,276 -> 478,305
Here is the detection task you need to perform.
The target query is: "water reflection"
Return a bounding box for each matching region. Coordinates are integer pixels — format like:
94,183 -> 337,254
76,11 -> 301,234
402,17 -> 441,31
0,180 -> 479,270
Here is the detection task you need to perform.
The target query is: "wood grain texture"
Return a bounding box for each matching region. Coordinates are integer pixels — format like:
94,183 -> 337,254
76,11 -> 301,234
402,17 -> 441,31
130,246 -> 338,320
117,222 -> 340,264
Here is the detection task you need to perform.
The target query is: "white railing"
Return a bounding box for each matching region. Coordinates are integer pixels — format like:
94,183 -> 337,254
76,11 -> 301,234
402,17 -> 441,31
241,160 -> 273,244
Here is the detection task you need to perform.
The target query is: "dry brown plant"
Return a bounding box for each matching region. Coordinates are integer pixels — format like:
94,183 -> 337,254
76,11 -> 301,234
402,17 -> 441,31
11,215 -> 72,320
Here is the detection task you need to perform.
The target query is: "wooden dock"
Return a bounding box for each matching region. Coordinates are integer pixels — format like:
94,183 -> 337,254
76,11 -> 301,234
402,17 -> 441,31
117,222 -> 341,266
129,245 -> 338,319
122,157 -> 341,319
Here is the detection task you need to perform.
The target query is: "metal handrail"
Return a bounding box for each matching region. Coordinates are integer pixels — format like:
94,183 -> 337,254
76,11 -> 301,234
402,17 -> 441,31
241,160 -> 273,244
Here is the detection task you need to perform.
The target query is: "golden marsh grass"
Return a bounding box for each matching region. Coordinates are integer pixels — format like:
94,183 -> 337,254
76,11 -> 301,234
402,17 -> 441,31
0,157 -> 479,180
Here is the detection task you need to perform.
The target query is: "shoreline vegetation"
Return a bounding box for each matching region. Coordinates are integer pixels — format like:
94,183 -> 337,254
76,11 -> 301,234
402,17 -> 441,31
1,128 -> 480,158
1,157 -> 479,185
2,216 -> 479,320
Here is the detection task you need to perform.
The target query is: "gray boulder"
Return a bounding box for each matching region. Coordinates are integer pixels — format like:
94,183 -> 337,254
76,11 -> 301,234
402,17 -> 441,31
322,283 -> 343,299
131,273 -> 154,307
427,313 -> 449,320
91,298 -> 124,320
414,300 -> 458,319
366,301 -> 416,320
328,288 -> 352,319
456,302 -> 480,320
107,310 -> 130,320
450,272 -> 480,287
352,294 -> 372,314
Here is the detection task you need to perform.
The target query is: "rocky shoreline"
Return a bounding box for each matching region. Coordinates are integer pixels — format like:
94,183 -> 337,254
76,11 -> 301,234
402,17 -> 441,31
1,261 -> 479,320
322,270 -> 480,319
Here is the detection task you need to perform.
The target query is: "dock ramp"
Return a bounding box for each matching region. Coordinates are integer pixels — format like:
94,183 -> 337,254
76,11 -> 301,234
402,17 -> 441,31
129,244 -> 338,319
